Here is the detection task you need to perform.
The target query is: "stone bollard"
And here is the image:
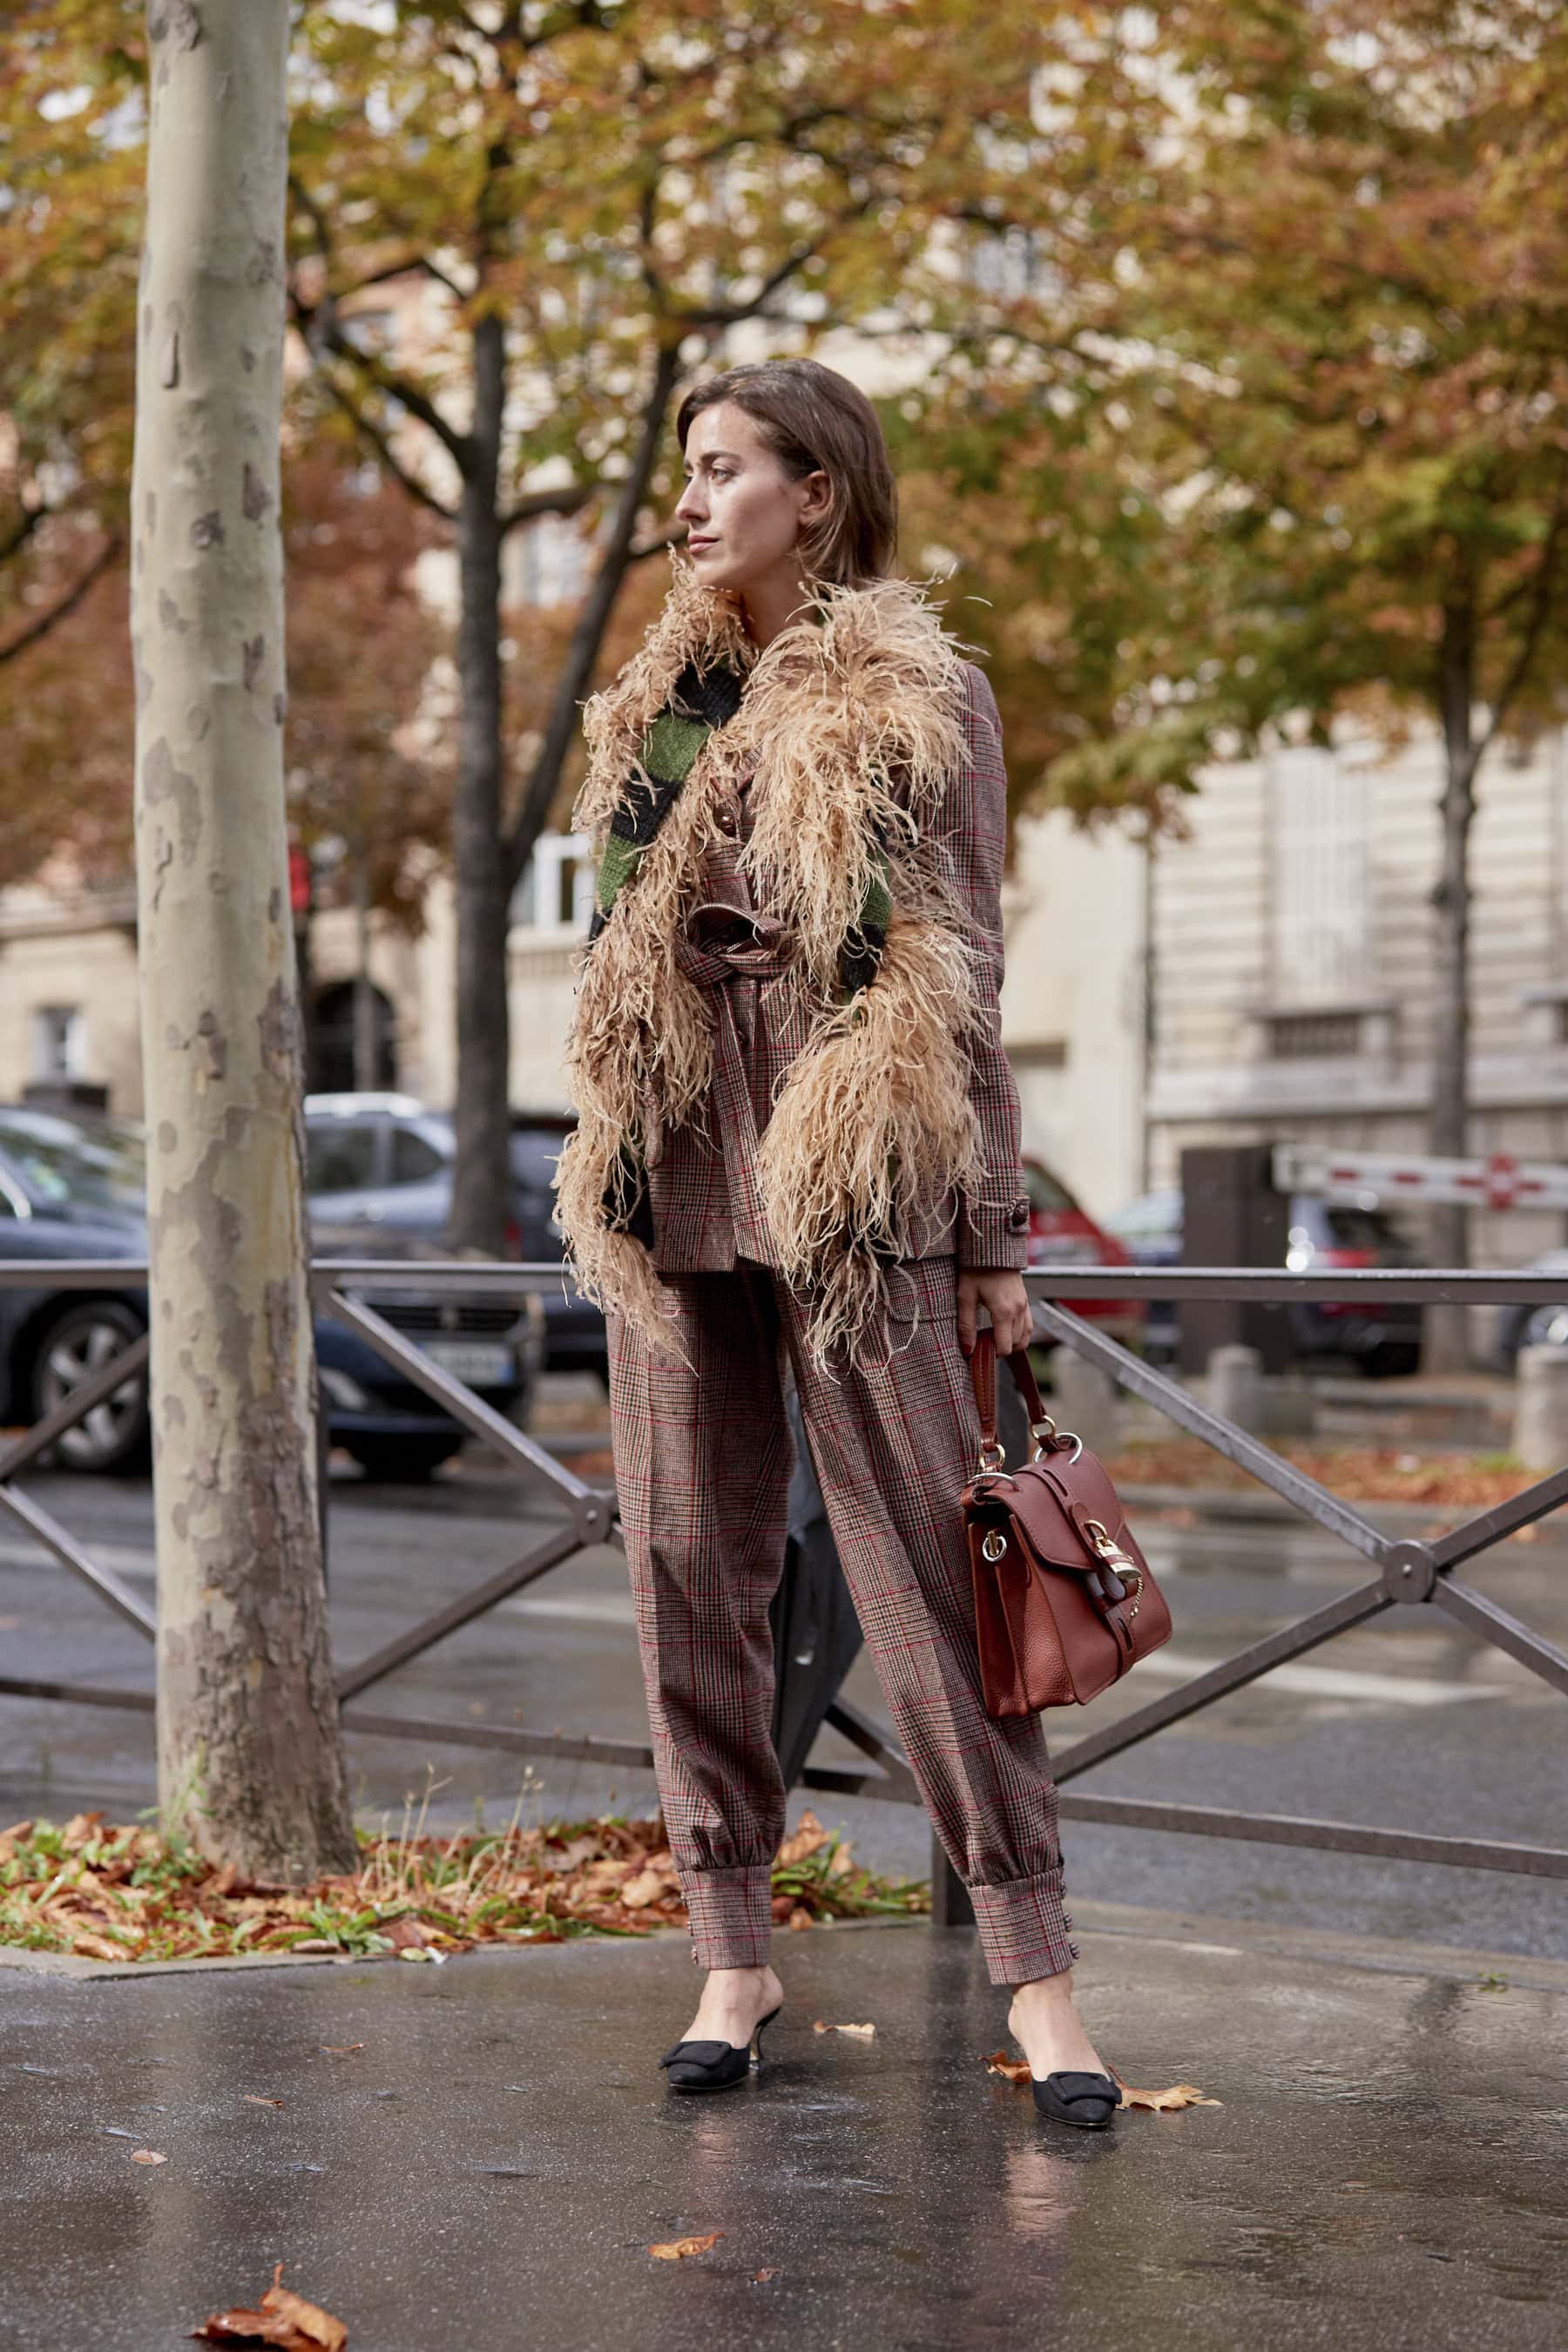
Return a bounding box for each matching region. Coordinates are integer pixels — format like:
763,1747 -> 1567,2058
1048,1348 -> 1121,1458
1207,1342 -> 1265,1435
1514,1344 -> 1568,1473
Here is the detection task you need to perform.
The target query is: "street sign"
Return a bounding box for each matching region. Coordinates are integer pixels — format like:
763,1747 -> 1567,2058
1272,1144 -> 1568,1212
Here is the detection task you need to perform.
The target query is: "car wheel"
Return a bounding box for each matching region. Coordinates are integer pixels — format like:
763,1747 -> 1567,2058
30,1300 -> 152,1475
341,1434 -> 462,1484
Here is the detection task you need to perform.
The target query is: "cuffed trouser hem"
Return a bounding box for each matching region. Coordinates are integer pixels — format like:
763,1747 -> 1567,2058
681,1865 -> 774,1970
969,1870 -> 1079,1987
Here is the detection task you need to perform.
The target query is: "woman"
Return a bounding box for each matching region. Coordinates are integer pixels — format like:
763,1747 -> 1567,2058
553,357 -> 1117,2131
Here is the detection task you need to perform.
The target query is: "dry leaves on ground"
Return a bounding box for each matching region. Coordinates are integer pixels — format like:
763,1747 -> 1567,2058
130,2147 -> 167,2165
191,2263 -> 347,2349
1105,1438 -> 1549,1514
0,1802 -> 925,1964
648,2234 -> 724,2262
813,2020 -> 875,2038
982,2052 -> 1220,2110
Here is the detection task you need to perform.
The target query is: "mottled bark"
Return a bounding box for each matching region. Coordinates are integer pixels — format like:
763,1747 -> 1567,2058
131,0 -> 355,1877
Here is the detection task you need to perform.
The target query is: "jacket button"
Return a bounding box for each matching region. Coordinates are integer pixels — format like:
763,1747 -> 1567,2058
1009,1199 -> 1030,1229
715,806 -> 738,836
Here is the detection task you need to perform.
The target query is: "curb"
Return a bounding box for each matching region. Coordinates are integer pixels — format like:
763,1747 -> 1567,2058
1119,1482 -> 1565,1538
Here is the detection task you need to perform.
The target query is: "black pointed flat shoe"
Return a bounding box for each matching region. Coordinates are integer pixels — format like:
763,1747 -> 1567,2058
658,2004 -> 782,2094
1031,2070 -> 1119,2130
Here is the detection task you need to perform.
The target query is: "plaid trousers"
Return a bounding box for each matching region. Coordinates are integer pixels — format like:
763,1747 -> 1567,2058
606,1254 -> 1078,1987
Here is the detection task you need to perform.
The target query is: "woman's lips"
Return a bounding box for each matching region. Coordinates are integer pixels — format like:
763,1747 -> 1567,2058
687,536 -> 718,550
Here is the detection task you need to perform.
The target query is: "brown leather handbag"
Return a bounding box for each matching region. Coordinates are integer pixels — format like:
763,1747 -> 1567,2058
962,1329 -> 1172,1714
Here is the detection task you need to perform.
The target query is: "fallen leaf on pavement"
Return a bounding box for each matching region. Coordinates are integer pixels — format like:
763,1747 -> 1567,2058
753,2268 -> 779,2283
786,1906 -> 814,1931
648,2234 -> 724,2261
130,2148 -> 168,2165
813,2021 -> 875,2038
241,2095 -> 285,2109
1110,2069 -> 1220,2111
982,2051 -> 1031,2085
620,1866 -> 679,1909
191,2262 -> 347,2349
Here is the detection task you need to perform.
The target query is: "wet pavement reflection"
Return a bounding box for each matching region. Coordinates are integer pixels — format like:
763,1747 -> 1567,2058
4,1918 -> 1565,2349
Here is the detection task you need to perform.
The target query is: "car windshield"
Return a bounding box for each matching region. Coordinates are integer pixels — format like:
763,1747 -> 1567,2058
0,1112 -> 146,1215
1024,1162 -> 1078,1215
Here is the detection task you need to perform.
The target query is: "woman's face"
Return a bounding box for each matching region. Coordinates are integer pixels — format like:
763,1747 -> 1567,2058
673,402 -> 830,597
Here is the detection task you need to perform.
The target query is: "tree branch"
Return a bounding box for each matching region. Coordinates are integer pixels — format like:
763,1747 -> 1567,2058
499,482 -> 598,534
312,367 -> 460,523
0,504 -> 46,569
0,531 -> 122,666
1473,455 -> 1568,760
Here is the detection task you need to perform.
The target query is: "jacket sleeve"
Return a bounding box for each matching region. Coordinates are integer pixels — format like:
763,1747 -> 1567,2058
930,661 -> 1032,1272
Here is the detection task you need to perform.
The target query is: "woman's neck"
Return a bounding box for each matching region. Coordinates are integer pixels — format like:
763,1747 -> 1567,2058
739,564 -> 817,651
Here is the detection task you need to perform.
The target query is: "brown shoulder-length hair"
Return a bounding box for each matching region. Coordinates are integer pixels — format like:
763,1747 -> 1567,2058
674,358 -> 898,588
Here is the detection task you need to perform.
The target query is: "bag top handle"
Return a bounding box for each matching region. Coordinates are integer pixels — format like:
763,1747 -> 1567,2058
969,1326 -> 1054,1464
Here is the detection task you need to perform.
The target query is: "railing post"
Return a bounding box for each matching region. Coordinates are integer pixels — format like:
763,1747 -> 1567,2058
929,1831 -> 974,1928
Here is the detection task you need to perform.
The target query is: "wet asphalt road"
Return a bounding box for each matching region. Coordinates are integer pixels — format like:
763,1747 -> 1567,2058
1,1443 -> 1565,1959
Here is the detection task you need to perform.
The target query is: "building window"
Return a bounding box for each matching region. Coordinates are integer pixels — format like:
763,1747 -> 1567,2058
1266,1010 -> 1364,1059
30,1005 -> 85,1081
1269,747 -> 1369,1003
511,832 -> 593,931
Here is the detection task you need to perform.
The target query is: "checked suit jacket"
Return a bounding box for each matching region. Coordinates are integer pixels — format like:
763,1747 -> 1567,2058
643,659 -> 1033,1281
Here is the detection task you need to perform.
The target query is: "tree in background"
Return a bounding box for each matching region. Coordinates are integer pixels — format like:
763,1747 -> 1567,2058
0,4 -> 139,659
132,0 -> 355,1877
282,0 -> 1060,1251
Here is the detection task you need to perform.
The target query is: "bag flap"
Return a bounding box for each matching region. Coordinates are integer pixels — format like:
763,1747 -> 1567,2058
1001,1448 -> 1143,1578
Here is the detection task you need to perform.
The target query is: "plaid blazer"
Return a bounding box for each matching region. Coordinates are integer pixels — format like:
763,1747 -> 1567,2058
644,659 -> 1031,1276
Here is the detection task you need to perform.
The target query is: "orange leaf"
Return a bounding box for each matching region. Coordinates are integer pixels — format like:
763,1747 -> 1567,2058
131,2147 -> 168,2165
786,1906 -> 814,1931
775,1810 -> 830,1868
981,2049 -> 1031,2085
753,2268 -> 779,2283
241,2095 -> 285,2109
648,2233 -> 724,2261
812,2020 -> 875,2038
1113,2078 -> 1220,2112
260,2271 -> 348,2352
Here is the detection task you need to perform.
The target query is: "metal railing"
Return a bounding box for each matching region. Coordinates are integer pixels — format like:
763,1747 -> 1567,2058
2,1260 -> 1565,1894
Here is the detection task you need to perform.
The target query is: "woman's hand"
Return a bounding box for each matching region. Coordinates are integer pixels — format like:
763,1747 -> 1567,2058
956,1268 -> 1032,1359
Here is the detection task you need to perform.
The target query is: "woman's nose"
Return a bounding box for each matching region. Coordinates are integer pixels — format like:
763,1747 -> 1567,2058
675,480 -> 705,522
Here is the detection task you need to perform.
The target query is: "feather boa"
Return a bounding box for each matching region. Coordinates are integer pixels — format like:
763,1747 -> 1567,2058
553,554 -> 989,1372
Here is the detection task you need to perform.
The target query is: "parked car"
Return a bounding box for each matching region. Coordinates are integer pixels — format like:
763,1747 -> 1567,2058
1493,1251 -> 1568,1370
303,1092 -> 606,1382
1019,1157 -> 1145,1355
1104,1186 -> 1424,1377
0,1105 -> 543,1479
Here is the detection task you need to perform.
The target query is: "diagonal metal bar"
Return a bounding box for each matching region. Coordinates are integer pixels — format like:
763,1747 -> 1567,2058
335,1521 -> 585,1700
0,1484 -> 156,1638
340,1707 -> 654,1772
0,1330 -> 151,1485
1052,1578 -> 1393,1782
1426,1465 -> 1568,1570
320,1287 -> 597,1504
0,1678 -> 153,1713
1430,1578 -> 1568,1699
1054,1794 -> 1568,1877
1030,1300 -> 1390,1564
822,1697 -> 921,1803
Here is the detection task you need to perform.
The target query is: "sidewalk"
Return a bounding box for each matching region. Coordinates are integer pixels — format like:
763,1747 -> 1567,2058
4,1904 -> 1564,2349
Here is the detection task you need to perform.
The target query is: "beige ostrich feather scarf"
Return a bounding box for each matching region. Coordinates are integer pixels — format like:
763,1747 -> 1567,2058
551,554 -> 989,1372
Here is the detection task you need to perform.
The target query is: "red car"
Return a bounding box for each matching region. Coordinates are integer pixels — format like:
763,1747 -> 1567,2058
1021,1156 -> 1145,1352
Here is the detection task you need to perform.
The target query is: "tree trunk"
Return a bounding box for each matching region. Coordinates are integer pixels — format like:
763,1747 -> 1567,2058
1425,598 -> 1481,1372
352,854 -> 376,1091
446,311 -> 511,1253
131,0 -> 355,1878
